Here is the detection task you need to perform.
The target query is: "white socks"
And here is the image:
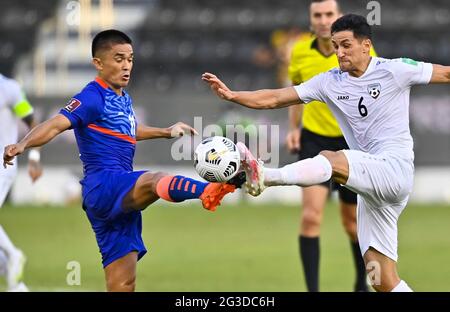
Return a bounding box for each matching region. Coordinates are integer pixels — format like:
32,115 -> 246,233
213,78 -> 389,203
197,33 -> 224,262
0,226 -> 16,257
263,155 -> 332,187
391,280 -> 413,292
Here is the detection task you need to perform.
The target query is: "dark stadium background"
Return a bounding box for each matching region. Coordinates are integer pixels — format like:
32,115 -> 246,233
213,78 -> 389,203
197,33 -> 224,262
1,0 -> 448,167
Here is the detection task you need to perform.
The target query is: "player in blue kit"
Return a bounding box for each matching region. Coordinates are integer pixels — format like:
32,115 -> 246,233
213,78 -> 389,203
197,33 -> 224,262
2,30 -> 237,292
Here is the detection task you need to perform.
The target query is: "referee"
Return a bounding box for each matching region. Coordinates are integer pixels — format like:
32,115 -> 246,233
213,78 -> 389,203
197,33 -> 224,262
285,0 -> 376,292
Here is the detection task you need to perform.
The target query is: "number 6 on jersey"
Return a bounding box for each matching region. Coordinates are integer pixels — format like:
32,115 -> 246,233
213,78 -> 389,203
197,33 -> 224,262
358,96 -> 368,117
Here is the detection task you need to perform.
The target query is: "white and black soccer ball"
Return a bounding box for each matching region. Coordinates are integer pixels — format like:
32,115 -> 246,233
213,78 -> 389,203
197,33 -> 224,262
194,136 -> 240,182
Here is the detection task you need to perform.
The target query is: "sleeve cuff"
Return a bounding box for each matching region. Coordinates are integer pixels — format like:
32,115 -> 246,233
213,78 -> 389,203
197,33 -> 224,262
293,84 -> 309,104
420,62 -> 433,85
58,109 -> 76,129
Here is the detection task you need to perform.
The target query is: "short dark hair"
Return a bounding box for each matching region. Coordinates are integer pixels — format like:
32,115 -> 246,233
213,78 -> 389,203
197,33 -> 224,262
310,0 -> 341,13
91,29 -> 132,57
331,14 -> 372,40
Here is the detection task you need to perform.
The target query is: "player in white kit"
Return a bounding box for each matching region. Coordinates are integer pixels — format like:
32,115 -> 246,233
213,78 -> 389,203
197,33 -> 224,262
202,14 -> 450,292
0,74 -> 42,291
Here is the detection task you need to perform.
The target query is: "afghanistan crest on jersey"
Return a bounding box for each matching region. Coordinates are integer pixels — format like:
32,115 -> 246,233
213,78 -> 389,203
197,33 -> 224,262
367,83 -> 381,99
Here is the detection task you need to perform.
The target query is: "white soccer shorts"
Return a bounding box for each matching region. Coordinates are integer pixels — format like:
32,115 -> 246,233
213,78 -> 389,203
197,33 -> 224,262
341,149 -> 414,261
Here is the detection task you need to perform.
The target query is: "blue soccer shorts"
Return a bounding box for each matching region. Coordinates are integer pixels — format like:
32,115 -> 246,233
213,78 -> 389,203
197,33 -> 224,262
81,170 -> 148,267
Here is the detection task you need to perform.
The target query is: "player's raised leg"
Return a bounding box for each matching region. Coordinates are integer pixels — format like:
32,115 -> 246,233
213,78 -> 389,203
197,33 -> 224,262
102,172 -> 236,291
81,169 -> 238,292
123,172 -> 237,212
236,142 -> 338,194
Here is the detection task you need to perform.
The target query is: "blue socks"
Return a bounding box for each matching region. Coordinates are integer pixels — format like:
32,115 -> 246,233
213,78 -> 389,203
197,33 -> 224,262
157,175 -> 208,202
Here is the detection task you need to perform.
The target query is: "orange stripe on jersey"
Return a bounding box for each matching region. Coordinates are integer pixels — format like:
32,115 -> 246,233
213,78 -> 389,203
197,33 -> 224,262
95,77 -> 109,89
177,178 -> 185,190
191,184 -> 197,194
184,181 -> 191,192
87,124 -> 136,144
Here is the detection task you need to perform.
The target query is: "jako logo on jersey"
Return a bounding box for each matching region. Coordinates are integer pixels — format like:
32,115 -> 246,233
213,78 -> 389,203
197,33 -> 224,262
337,95 -> 350,100
64,98 -> 82,112
367,83 -> 381,99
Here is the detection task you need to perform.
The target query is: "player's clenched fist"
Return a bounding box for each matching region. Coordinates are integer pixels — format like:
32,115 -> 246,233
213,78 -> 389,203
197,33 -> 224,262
201,72 -> 235,101
3,143 -> 24,168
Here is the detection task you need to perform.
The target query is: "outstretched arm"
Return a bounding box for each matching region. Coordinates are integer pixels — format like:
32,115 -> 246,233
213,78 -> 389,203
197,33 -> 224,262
136,122 -> 198,141
430,64 -> 450,83
3,114 -> 71,168
202,73 -> 303,109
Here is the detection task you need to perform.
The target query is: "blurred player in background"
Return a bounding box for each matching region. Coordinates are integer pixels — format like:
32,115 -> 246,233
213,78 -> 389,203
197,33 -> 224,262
3,30 -> 237,292
286,0 -> 376,292
203,14 -> 450,292
0,74 -> 42,291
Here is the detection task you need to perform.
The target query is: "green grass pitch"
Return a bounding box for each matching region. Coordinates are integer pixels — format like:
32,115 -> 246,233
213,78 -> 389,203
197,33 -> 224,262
1,199 -> 449,291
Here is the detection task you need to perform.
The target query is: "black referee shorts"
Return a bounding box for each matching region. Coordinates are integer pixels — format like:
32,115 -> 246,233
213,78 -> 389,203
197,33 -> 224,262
298,128 -> 357,204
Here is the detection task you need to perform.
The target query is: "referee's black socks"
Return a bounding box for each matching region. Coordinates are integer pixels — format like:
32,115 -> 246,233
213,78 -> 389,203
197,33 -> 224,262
299,235 -> 320,292
351,241 -> 369,292
299,236 -> 369,292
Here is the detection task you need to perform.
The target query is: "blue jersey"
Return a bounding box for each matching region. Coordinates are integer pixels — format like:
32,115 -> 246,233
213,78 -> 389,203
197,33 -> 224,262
59,77 -> 137,176
60,77 -> 148,267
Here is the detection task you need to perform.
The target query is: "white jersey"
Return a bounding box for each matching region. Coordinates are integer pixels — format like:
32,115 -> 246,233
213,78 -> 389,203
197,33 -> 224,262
0,75 -> 23,147
294,57 -> 433,160
0,74 -> 28,167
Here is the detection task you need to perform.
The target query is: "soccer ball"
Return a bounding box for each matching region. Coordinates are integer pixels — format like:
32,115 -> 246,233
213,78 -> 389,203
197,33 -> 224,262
194,136 -> 240,182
